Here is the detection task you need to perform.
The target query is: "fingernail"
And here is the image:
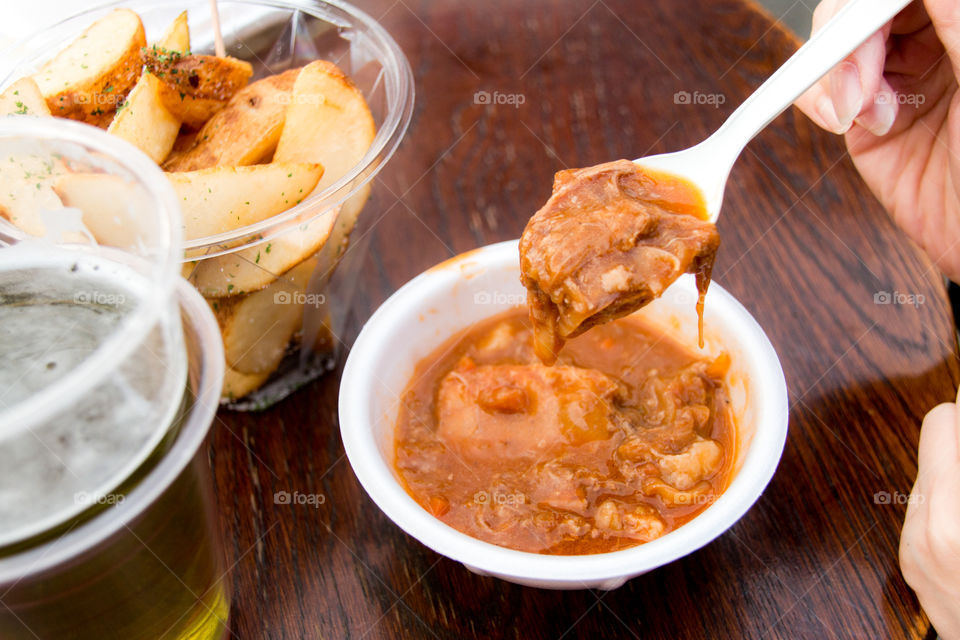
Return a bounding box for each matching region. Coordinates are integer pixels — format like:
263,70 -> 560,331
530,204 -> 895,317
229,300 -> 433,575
859,92 -> 897,136
815,94 -> 842,132
830,61 -> 863,132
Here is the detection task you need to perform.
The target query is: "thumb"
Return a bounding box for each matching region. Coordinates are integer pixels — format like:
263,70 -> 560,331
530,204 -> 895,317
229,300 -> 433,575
913,399 -> 960,512
917,401 -> 960,473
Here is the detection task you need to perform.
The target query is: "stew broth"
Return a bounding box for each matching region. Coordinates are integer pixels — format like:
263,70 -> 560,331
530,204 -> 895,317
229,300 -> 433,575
394,308 -> 736,555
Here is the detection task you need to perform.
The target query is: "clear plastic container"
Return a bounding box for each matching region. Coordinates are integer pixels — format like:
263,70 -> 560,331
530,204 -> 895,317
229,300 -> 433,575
0,117 -> 186,546
2,0 -> 415,409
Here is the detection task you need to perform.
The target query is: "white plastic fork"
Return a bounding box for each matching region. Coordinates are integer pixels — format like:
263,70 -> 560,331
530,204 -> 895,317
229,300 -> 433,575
635,0 -> 913,222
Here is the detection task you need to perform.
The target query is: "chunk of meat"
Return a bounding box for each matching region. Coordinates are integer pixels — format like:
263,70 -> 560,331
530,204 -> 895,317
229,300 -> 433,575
658,439 -> 723,490
519,159 -> 720,363
476,322 -> 518,352
618,436 -> 723,490
643,478 -> 714,507
593,500 -> 666,542
527,460 -> 597,512
436,363 -> 621,465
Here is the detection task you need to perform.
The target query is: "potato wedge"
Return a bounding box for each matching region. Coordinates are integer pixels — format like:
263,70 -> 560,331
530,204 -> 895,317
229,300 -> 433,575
143,50 -> 253,128
106,11 -> 192,161
167,162 -> 323,241
187,208 -> 337,297
0,78 -> 51,117
320,181 -> 370,257
156,10 -> 190,52
0,155 -> 66,237
170,127 -> 200,156
54,173 -> 150,249
215,255 -> 317,374
107,72 -> 180,162
33,9 -> 146,125
222,364 -> 272,401
274,60 -> 375,193
186,168 -> 371,298
163,68 -> 301,171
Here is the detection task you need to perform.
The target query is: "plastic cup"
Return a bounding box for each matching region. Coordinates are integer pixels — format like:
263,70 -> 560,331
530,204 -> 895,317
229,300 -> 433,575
0,117 -> 230,638
0,279 -> 229,639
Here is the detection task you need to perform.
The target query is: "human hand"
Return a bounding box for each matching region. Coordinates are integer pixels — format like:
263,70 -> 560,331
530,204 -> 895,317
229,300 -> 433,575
899,395 -> 960,639
794,0 -> 960,282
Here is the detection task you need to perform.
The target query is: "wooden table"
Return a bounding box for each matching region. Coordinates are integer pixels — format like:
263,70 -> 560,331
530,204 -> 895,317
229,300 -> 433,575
212,1 -> 960,637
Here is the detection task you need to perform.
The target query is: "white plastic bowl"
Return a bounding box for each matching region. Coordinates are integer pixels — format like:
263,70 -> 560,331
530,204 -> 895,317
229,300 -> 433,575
340,239 -> 788,590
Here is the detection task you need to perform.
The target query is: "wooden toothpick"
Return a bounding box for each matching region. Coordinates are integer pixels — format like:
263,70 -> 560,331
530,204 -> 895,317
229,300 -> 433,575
210,0 -> 226,57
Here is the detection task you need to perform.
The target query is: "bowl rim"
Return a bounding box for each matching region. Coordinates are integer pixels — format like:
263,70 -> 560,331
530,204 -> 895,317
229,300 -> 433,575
339,239 -> 789,583
1,0 -> 416,258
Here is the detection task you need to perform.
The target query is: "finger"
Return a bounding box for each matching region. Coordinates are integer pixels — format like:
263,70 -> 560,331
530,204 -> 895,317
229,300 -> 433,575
795,0 -> 892,133
795,83 -> 844,131
826,25 -> 893,132
854,75 -> 900,136
812,0 -> 847,34
834,30 -> 890,127
796,0 -> 853,132
922,0 -> 960,80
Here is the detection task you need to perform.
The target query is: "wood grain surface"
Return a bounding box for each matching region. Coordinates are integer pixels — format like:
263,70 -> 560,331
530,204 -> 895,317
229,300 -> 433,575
211,1 -> 960,637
